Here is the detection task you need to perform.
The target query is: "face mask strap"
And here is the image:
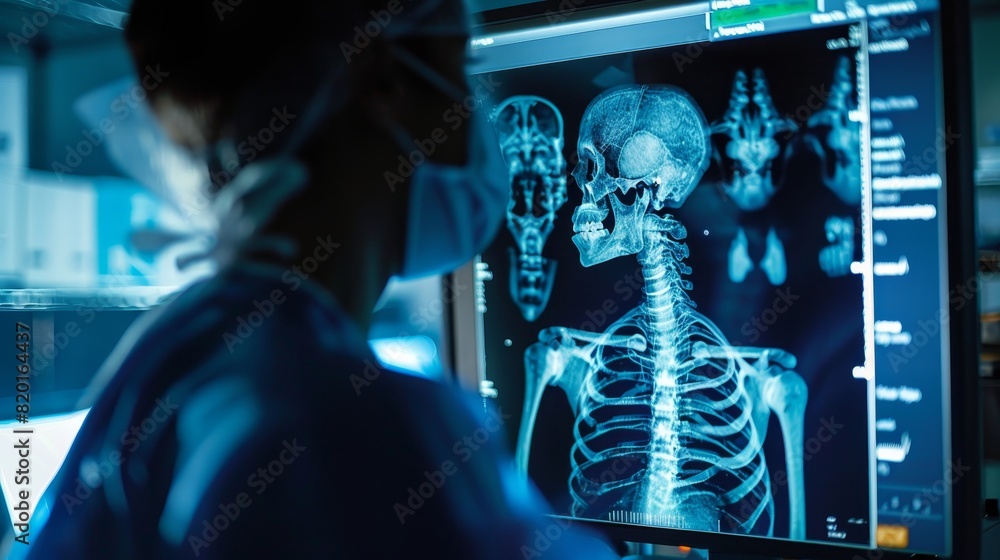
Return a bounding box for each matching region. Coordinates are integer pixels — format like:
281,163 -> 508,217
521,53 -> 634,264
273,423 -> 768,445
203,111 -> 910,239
203,52 -> 351,192
277,62 -> 350,158
362,45 -> 475,165
390,44 -> 471,105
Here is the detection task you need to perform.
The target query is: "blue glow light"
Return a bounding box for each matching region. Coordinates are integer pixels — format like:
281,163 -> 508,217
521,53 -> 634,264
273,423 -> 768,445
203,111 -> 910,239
369,336 -> 442,378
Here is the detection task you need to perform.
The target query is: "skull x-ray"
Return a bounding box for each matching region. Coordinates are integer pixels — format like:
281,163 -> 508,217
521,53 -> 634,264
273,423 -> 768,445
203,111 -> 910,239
476,21 -> 870,547
492,96 -> 568,321
571,86 -> 708,261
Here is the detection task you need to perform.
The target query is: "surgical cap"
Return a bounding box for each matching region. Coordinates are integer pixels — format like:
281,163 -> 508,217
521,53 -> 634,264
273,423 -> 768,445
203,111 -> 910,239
213,0 -> 474,159
119,0 -> 476,215
380,0 -> 472,38
124,0 -> 473,108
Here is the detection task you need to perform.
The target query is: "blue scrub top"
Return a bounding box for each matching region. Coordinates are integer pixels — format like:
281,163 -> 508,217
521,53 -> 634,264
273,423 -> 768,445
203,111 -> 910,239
6,259 -> 619,559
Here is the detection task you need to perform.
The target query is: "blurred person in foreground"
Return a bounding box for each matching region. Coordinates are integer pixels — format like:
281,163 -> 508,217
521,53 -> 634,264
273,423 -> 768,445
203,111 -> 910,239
5,1 -> 621,558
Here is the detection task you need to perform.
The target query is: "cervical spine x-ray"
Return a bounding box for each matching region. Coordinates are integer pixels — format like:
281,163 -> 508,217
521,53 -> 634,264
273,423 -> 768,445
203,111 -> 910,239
514,85 -> 808,538
492,96 -> 568,322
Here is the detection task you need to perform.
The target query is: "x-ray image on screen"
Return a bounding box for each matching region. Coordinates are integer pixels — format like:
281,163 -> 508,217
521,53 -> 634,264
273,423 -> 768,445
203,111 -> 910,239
491,95 -> 568,322
476,22 -> 871,546
514,83 -> 808,538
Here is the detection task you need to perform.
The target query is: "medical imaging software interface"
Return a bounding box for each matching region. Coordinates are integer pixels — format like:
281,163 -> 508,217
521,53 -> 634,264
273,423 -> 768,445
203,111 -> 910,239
469,0 -> 953,554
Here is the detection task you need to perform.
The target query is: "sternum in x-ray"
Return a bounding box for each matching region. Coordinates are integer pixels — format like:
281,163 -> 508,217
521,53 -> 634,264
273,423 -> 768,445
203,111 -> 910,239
477,22 -> 870,546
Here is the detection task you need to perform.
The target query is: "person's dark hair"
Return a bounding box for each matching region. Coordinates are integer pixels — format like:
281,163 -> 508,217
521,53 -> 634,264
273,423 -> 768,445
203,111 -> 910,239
124,0 -> 378,140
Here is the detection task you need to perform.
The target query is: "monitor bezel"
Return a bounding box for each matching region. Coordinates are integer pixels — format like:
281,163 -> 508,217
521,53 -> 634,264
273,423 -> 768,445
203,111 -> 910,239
470,0 -> 671,27
936,1 -> 983,560
447,1 -> 983,557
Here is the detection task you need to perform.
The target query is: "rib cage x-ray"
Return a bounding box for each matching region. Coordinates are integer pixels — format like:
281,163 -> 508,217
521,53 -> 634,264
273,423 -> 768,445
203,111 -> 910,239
492,96 -> 568,322
514,85 -> 807,538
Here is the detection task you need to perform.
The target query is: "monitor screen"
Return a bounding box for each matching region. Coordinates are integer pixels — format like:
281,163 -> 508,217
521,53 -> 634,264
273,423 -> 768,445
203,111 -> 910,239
456,0 -> 961,556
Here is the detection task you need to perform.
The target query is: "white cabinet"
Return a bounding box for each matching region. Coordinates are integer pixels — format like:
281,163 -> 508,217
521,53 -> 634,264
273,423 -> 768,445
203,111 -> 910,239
21,173 -> 97,288
0,66 -> 27,175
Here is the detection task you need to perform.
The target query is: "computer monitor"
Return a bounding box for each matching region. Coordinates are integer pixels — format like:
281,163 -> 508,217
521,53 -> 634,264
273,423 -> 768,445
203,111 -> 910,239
451,1 -> 981,558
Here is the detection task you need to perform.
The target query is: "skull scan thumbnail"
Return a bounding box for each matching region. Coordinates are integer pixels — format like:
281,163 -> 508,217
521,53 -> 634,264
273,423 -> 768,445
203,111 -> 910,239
492,95 -> 569,322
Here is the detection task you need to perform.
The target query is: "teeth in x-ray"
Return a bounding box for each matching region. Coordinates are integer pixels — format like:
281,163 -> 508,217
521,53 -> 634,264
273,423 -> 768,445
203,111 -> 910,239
576,221 -> 606,233
578,230 -> 610,241
876,433 -> 911,463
